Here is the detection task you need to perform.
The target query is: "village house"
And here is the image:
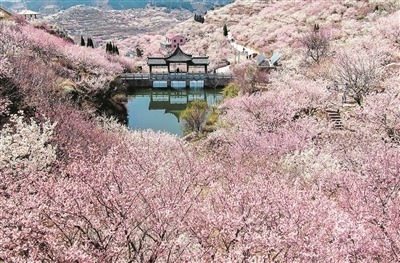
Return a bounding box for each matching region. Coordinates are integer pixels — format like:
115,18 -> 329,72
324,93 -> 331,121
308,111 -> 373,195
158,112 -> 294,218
0,6 -> 13,20
257,53 -> 281,69
125,50 -> 136,58
160,34 -> 187,50
18,10 -> 40,19
93,38 -> 103,47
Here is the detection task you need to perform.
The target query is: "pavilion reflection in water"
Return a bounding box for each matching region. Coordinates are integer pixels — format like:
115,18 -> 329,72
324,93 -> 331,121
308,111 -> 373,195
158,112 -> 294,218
131,88 -> 222,121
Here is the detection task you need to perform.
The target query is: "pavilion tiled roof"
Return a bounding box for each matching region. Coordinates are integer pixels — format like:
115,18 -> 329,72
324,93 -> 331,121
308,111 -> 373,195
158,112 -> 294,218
148,46 -> 209,66
147,58 -> 167,66
192,57 -> 210,65
165,46 -> 192,62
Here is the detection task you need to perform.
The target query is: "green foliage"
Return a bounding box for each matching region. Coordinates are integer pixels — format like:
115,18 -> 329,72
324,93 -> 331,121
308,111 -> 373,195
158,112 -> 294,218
134,66 -> 143,73
180,100 -> 210,134
136,47 -> 143,58
80,35 -> 85,46
86,37 -> 94,48
106,42 -> 110,53
106,42 -> 119,55
222,83 -> 239,99
206,107 -> 218,126
194,14 -> 205,23
223,24 -> 228,37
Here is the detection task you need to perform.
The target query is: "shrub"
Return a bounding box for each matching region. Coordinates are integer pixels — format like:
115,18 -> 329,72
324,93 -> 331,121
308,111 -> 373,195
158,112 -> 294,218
181,100 -> 210,134
222,83 -> 239,98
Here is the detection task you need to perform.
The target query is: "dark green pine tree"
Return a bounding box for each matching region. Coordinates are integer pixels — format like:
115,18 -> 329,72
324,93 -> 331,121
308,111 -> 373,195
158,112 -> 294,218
136,47 -> 143,58
112,44 -> 116,54
106,42 -> 110,53
80,35 -> 85,46
115,46 -> 119,55
86,37 -> 92,48
90,38 -> 94,48
223,24 -> 228,37
194,14 -> 205,23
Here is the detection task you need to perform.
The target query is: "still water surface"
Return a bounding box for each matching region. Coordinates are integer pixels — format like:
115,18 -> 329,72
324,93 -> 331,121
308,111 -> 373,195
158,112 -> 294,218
127,88 -> 223,136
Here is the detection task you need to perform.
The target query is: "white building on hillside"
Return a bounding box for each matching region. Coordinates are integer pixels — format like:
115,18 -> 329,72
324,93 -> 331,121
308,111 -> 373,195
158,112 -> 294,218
18,10 -> 40,19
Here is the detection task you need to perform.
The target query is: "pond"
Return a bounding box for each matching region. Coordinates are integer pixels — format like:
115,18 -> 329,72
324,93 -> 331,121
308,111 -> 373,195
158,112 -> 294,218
127,88 -> 223,136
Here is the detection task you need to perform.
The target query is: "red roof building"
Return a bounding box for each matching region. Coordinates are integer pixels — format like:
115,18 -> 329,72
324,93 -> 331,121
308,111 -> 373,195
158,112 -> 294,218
161,34 -> 186,50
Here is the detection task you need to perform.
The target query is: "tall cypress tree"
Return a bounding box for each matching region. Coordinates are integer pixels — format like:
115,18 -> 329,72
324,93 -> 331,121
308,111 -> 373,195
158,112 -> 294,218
80,35 -> 85,46
89,38 -> 94,48
223,24 -> 228,36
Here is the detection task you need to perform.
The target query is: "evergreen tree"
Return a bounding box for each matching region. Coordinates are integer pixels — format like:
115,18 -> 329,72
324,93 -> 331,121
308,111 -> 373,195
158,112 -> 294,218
80,35 -> 85,46
136,47 -> 143,58
194,14 -> 204,23
223,24 -> 228,37
115,46 -> 119,55
86,37 -> 94,48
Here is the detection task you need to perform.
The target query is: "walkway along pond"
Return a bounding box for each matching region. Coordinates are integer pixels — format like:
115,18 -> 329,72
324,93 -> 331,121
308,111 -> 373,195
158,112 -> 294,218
127,88 -> 223,136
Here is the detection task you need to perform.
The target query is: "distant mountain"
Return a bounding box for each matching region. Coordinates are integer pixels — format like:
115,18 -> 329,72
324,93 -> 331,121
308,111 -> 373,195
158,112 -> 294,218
1,0 -> 234,13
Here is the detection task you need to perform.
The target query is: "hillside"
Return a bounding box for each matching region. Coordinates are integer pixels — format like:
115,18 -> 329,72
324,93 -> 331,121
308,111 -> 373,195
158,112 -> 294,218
1,0 -> 233,13
1,0 -> 400,261
120,0 -> 399,70
45,5 -> 193,41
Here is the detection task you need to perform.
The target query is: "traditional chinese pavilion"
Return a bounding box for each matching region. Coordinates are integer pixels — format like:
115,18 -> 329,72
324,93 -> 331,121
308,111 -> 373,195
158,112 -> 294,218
147,46 -> 209,74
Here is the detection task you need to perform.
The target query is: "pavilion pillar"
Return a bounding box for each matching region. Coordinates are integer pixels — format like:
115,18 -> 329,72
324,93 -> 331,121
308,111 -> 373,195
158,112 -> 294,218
149,65 -> 152,73
205,65 -> 208,73
167,63 -> 170,73
187,64 -> 189,73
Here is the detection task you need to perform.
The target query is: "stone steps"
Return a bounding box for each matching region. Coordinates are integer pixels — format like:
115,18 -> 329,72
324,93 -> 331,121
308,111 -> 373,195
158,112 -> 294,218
326,109 -> 344,130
